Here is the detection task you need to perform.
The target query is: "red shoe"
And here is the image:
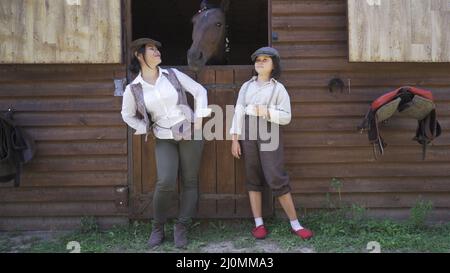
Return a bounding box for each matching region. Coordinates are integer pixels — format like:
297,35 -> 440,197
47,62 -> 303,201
251,225 -> 268,239
292,228 -> 314,240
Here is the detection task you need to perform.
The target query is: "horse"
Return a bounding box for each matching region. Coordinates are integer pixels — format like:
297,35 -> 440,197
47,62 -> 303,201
187,0 -> 230,71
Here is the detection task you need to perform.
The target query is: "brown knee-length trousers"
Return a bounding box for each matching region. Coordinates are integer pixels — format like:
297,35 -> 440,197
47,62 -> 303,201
240,115 -> 291,197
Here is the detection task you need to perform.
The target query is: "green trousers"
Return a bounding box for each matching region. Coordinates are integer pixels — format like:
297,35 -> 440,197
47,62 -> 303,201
152,138 -> 204,225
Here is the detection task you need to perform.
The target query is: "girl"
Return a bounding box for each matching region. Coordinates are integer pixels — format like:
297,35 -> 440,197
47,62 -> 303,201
230,47 -> 313,240
121,38 -> 211,248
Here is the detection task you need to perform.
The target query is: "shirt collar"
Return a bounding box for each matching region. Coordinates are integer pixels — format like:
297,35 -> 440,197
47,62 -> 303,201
132,67 -> 169,86
250,76 -> 278,85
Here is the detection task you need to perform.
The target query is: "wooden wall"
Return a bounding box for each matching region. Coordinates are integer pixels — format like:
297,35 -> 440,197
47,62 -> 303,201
0,64 -> 129,230
272,0 -> 450,221
348,0 -> 450,62
0,0 -> 122,64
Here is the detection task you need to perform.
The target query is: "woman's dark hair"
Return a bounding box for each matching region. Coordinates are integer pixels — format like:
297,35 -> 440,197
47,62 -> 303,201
252,56 -> 282,80
129,45 -> 146,74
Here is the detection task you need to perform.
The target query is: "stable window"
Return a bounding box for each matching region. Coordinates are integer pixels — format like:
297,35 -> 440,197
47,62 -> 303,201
348,0 -> 450,62
132,0 -> 269,66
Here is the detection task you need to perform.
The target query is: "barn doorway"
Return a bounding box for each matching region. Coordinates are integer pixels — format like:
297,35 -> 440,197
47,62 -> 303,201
131,0 -> 269,66
127,0 -> 273,220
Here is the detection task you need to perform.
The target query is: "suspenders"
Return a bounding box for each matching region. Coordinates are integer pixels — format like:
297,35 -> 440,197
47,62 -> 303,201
242,79 -> 278,108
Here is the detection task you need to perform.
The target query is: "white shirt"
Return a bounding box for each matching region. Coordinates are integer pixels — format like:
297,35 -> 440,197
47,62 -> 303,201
121,68 -> 211,139
230,76 -> 292,136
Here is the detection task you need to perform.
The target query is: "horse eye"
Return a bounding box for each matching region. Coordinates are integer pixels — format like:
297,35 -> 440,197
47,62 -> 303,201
216,23 -> 222,27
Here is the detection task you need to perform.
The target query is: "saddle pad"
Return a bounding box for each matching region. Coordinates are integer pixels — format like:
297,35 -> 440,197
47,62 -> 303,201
398,95 -> 435,120
375,97 -> 401,122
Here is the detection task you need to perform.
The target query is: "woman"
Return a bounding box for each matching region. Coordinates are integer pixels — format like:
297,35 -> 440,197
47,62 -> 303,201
230,47 -> 314,240
121,38 -> 211,249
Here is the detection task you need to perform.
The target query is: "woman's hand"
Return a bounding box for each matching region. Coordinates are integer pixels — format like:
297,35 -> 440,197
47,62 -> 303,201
231,137 -> 241,159
194,117 -> 203,130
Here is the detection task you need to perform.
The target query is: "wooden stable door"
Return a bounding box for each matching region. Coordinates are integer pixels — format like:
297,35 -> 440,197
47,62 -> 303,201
128,66 -> 274,219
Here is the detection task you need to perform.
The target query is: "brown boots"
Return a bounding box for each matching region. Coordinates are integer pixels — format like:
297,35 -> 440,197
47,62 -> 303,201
173,222 -> 188,249
147,222 -> 189,249
148,223 -> 165,248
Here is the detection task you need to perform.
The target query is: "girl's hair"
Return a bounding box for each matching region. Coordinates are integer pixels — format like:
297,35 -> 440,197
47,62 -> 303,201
129,45 -> 147,74
252,56 -> 282,80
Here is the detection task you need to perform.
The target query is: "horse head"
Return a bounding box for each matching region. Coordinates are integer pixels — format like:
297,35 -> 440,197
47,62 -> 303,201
188,0 -> 230,71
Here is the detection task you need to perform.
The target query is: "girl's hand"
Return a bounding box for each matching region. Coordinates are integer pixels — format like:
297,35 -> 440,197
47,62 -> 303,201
255,105 -> 269,118
231,139 -> 241,159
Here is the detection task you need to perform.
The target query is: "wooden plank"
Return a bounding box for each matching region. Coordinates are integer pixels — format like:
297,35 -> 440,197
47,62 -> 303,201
291,101 -> 450,117
348,0 -> 450,62
282,70 -> 450,86
235,158 -> 248,217
273,15 -> 346,29
0,64 -> 121,82
27,127 -> 127,141
287,192 -> 450,209
277,44 -> 347,58
197,139 -> 218,217
26,156 -> 127,172
131,133 -> 143,197
0,202 -> 125,217
273,30 -> 347,43
141,138 -> 157,194
21,172 -> 128,187
282,59 -> 450,73
196,67 -> 218,217
14,113 -> 124,127
286,117 -> 416,132
284,131 -> 450,147
233,67 -> 253,85
0,97 -> 122,112
272,1 -> 346,15
215,69 -> 236,217
364,208 -> 450,222
234,66 -> 252,217
0,0 -> 122,63
36,141 -> 127,156
274,207 -> 450,222
284,146 -> 450,163
290,177 -> 450,194
288,86 -> 450,103
0,217 -> 128,231
0,187 -> 119,203
197,141 -> 217,217
285,163 -> 450,179
0,82 -> 115,97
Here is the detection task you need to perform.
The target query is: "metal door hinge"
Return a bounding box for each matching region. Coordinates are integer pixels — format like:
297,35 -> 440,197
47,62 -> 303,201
114,78 -> 127,97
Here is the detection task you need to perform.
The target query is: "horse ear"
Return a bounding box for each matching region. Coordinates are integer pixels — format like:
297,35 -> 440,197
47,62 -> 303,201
220,0 -> 230,12
200,0 -> 208,9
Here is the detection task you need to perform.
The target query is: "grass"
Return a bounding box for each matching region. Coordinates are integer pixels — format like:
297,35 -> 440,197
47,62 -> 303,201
1,205 -> 449,253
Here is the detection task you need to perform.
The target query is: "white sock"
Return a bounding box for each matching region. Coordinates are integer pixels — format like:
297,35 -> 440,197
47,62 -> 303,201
290,219 -> 303,231
255,217 -> 264,227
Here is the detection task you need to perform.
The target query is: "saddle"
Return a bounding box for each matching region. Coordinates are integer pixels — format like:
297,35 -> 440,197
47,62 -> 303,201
358,86 -> 441,160
0,109 -> 36,186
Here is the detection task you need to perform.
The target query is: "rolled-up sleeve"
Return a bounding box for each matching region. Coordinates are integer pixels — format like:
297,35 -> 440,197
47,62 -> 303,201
268,84 -> 292,125
121,85 -> 147,135
173,69 -> 212,118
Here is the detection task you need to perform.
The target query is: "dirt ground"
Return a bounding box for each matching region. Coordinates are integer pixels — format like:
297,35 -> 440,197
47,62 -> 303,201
0,231 -> 315,253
